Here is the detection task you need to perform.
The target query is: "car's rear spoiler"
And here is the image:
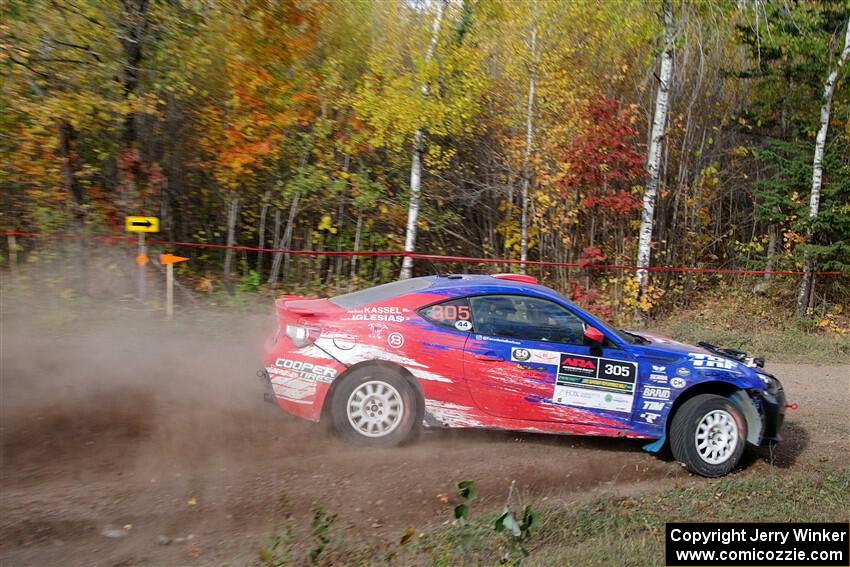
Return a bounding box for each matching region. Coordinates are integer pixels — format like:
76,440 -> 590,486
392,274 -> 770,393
275,296 -> 343,317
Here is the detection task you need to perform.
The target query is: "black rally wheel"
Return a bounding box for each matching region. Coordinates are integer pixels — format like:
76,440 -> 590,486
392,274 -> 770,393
331,367 -> 421,447
670,394 -> 747,477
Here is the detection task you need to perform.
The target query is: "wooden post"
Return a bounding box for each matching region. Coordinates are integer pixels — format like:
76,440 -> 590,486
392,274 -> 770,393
138,232 -> 146,301
7,233 -> 17,273
166,262 -> 174,320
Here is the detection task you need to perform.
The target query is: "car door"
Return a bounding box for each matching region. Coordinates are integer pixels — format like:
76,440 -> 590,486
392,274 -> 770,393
462,294 -> 639,425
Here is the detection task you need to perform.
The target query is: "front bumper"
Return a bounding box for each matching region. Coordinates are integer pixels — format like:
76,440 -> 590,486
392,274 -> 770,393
753,381 -> 786,446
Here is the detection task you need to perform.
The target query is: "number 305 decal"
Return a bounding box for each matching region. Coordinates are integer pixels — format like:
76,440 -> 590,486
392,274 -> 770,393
599,361 -> 637,382
603,363 -> 631,377
431,304 -> 470,321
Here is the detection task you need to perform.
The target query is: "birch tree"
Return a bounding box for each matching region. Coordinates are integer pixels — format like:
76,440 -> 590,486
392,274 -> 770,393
795,15 -> 850,317
400,0 -> 447,280
519,14 -> 539,274
636,0 -> 675,301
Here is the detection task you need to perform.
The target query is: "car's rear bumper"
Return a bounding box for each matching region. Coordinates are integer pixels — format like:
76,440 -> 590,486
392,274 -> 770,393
261,346 -> 346,422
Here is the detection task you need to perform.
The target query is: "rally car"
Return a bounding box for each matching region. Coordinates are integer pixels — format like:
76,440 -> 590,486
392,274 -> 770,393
259,273 -> 786,477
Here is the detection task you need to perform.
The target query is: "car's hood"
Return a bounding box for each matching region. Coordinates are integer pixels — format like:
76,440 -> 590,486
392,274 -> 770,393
623,330 -> 711,357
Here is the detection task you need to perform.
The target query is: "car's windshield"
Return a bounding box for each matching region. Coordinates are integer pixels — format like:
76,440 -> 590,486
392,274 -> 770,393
614,329 -> 651,345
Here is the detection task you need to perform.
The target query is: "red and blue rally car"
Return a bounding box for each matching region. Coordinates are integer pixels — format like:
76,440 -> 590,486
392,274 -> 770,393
260,274 -> 786,477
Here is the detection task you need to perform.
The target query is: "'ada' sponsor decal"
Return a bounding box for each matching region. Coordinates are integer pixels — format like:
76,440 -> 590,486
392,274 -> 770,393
670,377 -> 686,389
642,400 -> 665,411
676,367 -> 691,377
649,373 -> 668,384
387,332 -> 405,348
639,412 -> 661,424
554,354 -> 638,413
454,320 -> 473,332
559,354 -> 598,377
642,385 -> 671,400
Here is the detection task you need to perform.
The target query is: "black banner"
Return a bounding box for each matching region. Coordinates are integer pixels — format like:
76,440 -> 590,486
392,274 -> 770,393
666,523 -> 849,566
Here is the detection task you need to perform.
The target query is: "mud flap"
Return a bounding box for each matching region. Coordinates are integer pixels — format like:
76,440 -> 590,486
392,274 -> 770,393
642,433 -> 666,453
726,390 -> 762,445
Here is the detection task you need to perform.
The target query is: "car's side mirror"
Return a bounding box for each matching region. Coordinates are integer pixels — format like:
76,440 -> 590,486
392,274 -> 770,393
583,326 -> 605,345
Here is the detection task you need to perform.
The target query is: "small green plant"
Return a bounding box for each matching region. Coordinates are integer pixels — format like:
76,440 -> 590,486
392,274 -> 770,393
494,481 -> 537,565
308,508 -> 337,564
237,269 -> 262,293
454,480 -> 477,524
257,527 -> 295,567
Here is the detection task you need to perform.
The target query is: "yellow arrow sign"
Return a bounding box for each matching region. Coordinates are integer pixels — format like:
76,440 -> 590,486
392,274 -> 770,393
125,216 -> 159,233
160,253 -> 190,265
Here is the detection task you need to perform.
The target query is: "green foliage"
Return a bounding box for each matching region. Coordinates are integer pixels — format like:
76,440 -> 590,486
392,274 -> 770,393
236,269 -> 262,294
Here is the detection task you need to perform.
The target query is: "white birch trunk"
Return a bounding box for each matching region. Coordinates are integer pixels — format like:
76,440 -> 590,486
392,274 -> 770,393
222,192 -> 240,294
636,0 -> 675,298
280,191 -> 301,284
520,25 -> 538,274
400,0 -> 447,280
795,17 -> 850,317
349,210 -> 363,291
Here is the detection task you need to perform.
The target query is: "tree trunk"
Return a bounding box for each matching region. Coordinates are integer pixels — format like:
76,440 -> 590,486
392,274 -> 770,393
280,191 -> 301,285
222,192 -> 240,294
256,189 -> 271,276
349,211 -> 363,292
520,25 -> 538,274
796,17 -> 850,317
636,0 -> 675,304
400,0 -> 447,280
764,222 -> 777,278
267,208 -> 283,290
7,234 -> 17,273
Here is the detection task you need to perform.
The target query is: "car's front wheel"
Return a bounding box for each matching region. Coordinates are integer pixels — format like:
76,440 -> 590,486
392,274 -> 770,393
331,367 -> 420,446
670,394 -> 747,477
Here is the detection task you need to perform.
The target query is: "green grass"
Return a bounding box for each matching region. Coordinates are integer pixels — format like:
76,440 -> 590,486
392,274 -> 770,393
649,289 -> 850,364
256,468 -> 850,566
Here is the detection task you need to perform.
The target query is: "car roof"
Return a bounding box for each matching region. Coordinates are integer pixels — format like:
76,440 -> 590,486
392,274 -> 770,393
420,274 -> 559,297
328,274 -> 566,310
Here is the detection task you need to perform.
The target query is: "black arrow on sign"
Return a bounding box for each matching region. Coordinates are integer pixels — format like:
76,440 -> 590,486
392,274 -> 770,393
131,220 -> 153,228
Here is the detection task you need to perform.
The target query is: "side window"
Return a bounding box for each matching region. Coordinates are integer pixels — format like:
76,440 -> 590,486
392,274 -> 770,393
418,298 -> 474,332
468,295 -> 586,345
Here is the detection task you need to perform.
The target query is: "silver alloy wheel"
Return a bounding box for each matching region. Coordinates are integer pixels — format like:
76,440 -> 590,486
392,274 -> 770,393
695,409 -> 739,465
346,380 -> 404,438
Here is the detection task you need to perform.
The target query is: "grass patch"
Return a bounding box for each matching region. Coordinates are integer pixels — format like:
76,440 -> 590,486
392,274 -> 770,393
256,468 -> 850,566
649,289 -> 850,363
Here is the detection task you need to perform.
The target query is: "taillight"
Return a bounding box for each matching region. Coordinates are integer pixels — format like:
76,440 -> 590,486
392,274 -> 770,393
285,323 -> 321,348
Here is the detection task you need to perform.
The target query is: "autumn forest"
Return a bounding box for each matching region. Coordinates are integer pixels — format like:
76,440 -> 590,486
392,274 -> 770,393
2,0 -> 849,322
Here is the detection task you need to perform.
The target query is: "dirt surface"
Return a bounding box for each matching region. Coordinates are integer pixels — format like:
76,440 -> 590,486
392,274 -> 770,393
2,307 -> 848,566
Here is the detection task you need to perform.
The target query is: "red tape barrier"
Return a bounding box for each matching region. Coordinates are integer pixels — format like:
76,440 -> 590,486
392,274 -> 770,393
2,231 -> 843,276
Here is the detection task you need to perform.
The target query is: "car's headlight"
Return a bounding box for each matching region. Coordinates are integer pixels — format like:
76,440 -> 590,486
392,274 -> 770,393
756,371 -> 779,393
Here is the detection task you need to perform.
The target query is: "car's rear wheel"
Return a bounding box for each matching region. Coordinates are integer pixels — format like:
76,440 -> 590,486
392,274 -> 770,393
670,394 -> 746,477
331,367 -> 420,446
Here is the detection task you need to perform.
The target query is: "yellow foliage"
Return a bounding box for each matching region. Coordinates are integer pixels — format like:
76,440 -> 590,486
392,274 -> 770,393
317,214 -> 338,234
